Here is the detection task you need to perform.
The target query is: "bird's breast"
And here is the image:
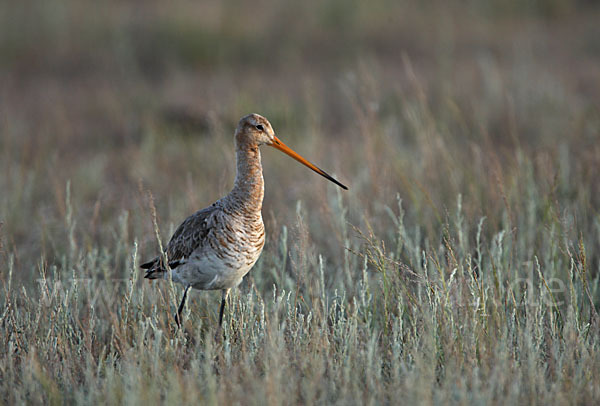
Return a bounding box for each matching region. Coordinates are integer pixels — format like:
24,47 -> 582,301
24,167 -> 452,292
208,212 -> 265,267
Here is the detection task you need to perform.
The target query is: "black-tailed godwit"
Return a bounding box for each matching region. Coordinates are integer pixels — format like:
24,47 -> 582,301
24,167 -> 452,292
141,114 -> 347,327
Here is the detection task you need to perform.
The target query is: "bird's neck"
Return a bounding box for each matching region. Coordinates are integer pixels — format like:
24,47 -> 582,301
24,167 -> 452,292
229,143 -> 264,215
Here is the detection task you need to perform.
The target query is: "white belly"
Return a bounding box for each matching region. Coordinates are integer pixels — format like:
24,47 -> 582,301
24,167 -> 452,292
170,239 -> 263,290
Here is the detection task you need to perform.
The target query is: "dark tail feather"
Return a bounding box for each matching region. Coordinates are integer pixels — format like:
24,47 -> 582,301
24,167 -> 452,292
140,259 -> 156,269
141,257 -> 163,279
144,268 -> 165,279
141,256 -> 182,279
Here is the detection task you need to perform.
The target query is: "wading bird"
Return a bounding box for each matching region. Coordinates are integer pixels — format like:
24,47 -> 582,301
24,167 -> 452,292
141,114 -> 347,327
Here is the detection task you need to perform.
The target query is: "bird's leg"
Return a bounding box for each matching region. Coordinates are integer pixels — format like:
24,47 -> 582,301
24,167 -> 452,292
175,285 -> 191,328
218,288 -> 230,328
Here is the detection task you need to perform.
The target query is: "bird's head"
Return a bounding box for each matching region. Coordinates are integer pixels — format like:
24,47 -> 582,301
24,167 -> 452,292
235,113 -> 348,190
236,113 -> 277,146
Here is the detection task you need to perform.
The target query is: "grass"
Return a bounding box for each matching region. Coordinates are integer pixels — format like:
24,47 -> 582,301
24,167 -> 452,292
1,0 -> 600,404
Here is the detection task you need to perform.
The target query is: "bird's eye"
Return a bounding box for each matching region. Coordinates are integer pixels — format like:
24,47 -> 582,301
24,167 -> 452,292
255,124 -> 264,131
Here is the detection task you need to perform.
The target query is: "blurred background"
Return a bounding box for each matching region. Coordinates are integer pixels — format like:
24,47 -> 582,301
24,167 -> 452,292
1,0 -> 599,282
3,3 -> 600,402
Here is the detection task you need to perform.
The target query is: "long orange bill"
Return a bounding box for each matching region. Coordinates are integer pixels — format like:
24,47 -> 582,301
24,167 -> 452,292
270,135 -> 348,190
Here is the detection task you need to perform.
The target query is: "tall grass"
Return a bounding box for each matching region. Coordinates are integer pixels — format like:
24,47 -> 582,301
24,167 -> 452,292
1,0 -> 599,404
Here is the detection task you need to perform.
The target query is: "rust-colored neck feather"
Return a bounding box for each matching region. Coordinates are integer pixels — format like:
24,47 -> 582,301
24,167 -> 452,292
228,138 -> 264,216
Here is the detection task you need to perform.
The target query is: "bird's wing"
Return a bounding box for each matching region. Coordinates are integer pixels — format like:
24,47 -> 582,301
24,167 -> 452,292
165,205 -> 218,263
141,204 -> 219,274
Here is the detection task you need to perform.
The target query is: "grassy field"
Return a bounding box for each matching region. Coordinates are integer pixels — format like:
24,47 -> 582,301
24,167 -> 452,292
1,0 -> 600,404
